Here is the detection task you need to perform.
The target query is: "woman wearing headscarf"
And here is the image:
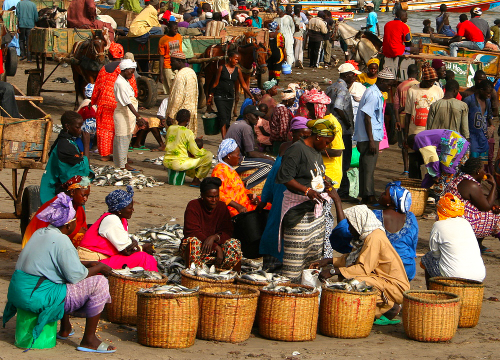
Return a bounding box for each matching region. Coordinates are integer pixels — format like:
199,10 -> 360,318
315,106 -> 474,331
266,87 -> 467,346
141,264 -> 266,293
270,90 -> 296,155
311,205 -> 410,325
276,118 -> 337,282
373,181 -> 419,281
257,116 -> 311,271
357,58 -> 379,87
92,43 -> 137,162
3,194 -> 115,353
23,176 -> 91,249
260,79 -> 279,119
267,21 -> 286,83
78,186 -> 158,271
211,138 -> 261,217
420,193 -> 485,286
77,83 -> 98,159
182,177 -> 242,270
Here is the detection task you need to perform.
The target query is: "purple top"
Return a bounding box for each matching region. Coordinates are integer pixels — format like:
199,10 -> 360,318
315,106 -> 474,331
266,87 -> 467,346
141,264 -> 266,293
178,21 -> 190,28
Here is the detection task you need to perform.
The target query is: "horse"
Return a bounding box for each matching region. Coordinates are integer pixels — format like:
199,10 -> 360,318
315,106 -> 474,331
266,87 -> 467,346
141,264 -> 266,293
70,29 -> 108,109
201,32 -> 270,116
36,7 -> 67,28
337,22 -> 382,67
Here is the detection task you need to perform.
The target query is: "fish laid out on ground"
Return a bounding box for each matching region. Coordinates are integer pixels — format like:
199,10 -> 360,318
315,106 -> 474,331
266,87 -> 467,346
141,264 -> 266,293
324,278 -> 374,292
143,156 -> 164,166
262,283 -> 318,294
184,263 -> 237,281
91,165 -> 165,189
138,284 -> 199,295
239,270 -> 290,284
113,266 -> 163,280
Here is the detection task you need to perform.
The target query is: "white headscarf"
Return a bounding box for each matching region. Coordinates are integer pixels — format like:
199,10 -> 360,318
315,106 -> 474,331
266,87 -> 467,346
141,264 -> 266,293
344,205 -> 385,266
119,59 -> 137,71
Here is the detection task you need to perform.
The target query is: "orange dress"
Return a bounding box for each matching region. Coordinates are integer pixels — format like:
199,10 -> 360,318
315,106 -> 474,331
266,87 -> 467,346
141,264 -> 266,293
212,163 -> 257,217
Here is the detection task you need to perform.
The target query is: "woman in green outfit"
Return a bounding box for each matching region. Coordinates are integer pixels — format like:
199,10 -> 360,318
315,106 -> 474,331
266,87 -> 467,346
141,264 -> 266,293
163,109 -> 213,186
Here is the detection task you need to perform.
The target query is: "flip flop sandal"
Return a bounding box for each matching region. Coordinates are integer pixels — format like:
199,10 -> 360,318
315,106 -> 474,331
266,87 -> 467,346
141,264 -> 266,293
189,184 -> 200,188
77,341 -> 116,354
481,247 -> 494,253
132,146 -> 149,150
56,330 -> 75,340
374,315 -> 401,325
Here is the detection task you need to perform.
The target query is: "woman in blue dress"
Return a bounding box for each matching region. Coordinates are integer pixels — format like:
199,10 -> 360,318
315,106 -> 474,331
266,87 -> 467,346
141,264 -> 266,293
372,181 -> 418,281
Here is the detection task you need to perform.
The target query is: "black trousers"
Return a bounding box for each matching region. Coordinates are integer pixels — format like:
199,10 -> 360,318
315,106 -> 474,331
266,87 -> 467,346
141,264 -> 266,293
309,40 -> 321,68
338,134 -> 352,197
19,27 -> 32,60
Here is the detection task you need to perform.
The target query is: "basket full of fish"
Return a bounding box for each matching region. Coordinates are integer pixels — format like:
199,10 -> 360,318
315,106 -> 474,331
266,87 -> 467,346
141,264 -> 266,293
319,278 -> 378,339
107,267 -> 168,325
91,165 -> 165,189
236,270 -> 290,290
258,284 -> 320,342
181,263 -> 237,288
137,285 -> 200,349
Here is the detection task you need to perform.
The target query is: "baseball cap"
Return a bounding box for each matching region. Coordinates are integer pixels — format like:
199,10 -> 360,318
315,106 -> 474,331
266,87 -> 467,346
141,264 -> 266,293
338,63 -> 361,75
472,7 -> 482,15
243,105 -> 265,117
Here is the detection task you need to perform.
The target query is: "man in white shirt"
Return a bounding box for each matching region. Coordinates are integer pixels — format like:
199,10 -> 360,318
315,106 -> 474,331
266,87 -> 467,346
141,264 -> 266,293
421,193 -> 486,287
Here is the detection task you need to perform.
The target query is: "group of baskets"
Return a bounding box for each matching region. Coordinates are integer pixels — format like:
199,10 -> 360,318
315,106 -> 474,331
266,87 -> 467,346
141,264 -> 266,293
106,269 -> 484,348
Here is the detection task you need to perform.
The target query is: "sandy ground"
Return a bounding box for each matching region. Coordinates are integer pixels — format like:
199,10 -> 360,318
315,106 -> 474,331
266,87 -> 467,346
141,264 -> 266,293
1,53 -> 500,359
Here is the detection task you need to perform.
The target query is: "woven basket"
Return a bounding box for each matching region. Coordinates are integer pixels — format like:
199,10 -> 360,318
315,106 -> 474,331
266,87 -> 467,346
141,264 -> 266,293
258,284 -> 319,342
394,178 -> 429,216
319,287 -> 378,339
180,269 -> 235,288
428,277 -> 484,328
239,168 -> 266,196
137,291 -> 199,348
107,273 -> 168,325
402,290 -> 460,342
197,284 -> 259,343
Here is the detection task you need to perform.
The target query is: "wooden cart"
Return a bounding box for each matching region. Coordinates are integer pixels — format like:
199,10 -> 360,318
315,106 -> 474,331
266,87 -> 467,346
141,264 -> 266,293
0,85 -> 52,234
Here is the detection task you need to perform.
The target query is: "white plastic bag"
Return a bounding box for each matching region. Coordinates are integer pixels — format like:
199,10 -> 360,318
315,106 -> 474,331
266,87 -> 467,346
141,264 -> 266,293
301,269 -> 322,304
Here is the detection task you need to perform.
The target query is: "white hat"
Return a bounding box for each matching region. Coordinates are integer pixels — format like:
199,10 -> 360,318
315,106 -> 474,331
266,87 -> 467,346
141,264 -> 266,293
338,63 -> 361,75
119,59 -> 137,71
365,1 -> 374,7
205,12 -> 213,19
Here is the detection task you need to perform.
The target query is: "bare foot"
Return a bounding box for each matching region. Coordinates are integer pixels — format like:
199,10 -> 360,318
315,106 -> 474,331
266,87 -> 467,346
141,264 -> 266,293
124,164 -> 138,171
383,304 -> 402,320
151,145 -> 166,152
127,158 -> 134,164
191,178 -> 201,186
58,315 -> 72,337
101,156 -> 113,162
80,336 -> 116,351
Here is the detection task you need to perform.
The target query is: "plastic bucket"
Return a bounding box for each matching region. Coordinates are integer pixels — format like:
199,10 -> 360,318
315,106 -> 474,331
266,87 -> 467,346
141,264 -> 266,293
202,115 -> 220,136
232,210 -> 269,259
15,308 -> 57,349
167,169 -> 186,186
282,61 -> 292,75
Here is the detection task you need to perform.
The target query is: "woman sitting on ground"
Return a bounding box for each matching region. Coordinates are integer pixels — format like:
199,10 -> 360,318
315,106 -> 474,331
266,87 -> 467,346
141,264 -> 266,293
211,138 -> 262,217
357,58 -> 379,87
446,157 -> 500,252
420,193 -> 485,286
23,176 -> 91,249
3,194 -> 115,353
312,205 -> 410,325
78,186 -> 158,271
182,177 -> 242,270
163,109 -> 213,187
373,182 -> 419,281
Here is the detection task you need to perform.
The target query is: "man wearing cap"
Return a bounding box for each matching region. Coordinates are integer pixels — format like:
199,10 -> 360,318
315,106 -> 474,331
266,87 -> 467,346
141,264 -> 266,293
127,0 -> 162,43
361,2 -> 379,36
165,51 -> 199,135
225,105 -> 275,189
354,68 -> 395,205
382,9 -> 418,58
326,62 -> 360,202
470,7 -> 491,44
249,8 -> 263,28
158,21 -> 182,96
449,14 -> 485,57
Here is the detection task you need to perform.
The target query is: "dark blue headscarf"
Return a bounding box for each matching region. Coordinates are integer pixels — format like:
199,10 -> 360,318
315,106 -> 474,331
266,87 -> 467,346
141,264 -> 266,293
386,181 -> 412,213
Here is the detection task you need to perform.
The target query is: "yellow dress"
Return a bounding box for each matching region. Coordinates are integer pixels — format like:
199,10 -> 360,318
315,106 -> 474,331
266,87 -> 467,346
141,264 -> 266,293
322,114 -> 344,188
357,73 -> 377,88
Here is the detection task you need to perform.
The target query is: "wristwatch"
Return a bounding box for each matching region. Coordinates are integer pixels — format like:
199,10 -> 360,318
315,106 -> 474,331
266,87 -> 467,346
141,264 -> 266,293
329,268 -> 336,276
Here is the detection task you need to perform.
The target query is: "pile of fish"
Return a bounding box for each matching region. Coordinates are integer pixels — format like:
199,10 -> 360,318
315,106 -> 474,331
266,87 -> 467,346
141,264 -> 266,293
262,283 -> 318,294
324,278 -> 374,292
184,263 -> 237,281
112,266 -> 163,280
52,124 -> 63,133
143,156 -> 164,166
91,165 -> 165,189
239,270 -> 289,284
241,258 -> 263,273
156,255 -> 185,284
138,284 -> 198,295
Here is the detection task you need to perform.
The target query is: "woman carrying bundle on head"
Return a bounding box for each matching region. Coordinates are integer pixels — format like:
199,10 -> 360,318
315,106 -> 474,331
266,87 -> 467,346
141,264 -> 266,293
78,186 -> 157,271
182,177 -> 242,270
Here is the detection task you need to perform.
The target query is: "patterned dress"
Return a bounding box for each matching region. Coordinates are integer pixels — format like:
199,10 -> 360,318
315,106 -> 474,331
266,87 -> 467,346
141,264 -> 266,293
270,104 -> 293,142
166,67 -> 198,136
446,173 -> 500,238
92,63 -> 137,157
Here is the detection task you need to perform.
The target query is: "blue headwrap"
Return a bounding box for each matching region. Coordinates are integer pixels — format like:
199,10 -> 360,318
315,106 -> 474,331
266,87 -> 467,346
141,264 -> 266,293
217,138 -> 238,168
85,83 -> 94,99
250,87 -> 262,96
268,21 -> 278,32
106,185 -> 134,212
37,193 -> 76,227
386,181 -> 412,213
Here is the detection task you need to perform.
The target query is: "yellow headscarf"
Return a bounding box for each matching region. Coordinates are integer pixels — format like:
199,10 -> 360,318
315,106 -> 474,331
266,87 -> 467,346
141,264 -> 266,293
367,58 -> 380,67
307,118 -> 338,137
436,193 -> 465,220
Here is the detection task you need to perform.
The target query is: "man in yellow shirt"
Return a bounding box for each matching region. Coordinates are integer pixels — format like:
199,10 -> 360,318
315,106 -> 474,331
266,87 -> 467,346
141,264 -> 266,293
127,0 -> 162,43
322,114 -> 344,188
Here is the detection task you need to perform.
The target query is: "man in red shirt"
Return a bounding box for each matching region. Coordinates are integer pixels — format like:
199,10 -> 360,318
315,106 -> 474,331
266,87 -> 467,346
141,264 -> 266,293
449,14 -> 485,57
382,10 -> 418,58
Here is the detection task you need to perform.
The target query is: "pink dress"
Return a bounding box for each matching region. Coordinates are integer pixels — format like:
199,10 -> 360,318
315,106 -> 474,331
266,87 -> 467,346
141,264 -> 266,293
379,101 -> 389,151
79,213 -> 158,271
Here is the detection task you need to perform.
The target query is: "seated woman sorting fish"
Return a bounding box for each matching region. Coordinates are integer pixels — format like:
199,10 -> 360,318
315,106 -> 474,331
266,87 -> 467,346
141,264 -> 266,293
3,194 -> 115,354
22,175 -> 91,249
163,109 -> 214,187
420,193 -> 485,286
311,205 -> 410,325
211,138 -> 262,217
78,186 -> 158,271
181,177 -> 242,270
446,157 -> 500,252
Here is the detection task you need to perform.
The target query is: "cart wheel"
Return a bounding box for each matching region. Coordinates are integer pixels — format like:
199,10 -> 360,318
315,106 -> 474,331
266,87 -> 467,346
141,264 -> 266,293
20,185 -> 41,236
137,76 -> 158,109
27,73 -> 42,96
257,69 -> 268,89
5,47 -> 17,77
